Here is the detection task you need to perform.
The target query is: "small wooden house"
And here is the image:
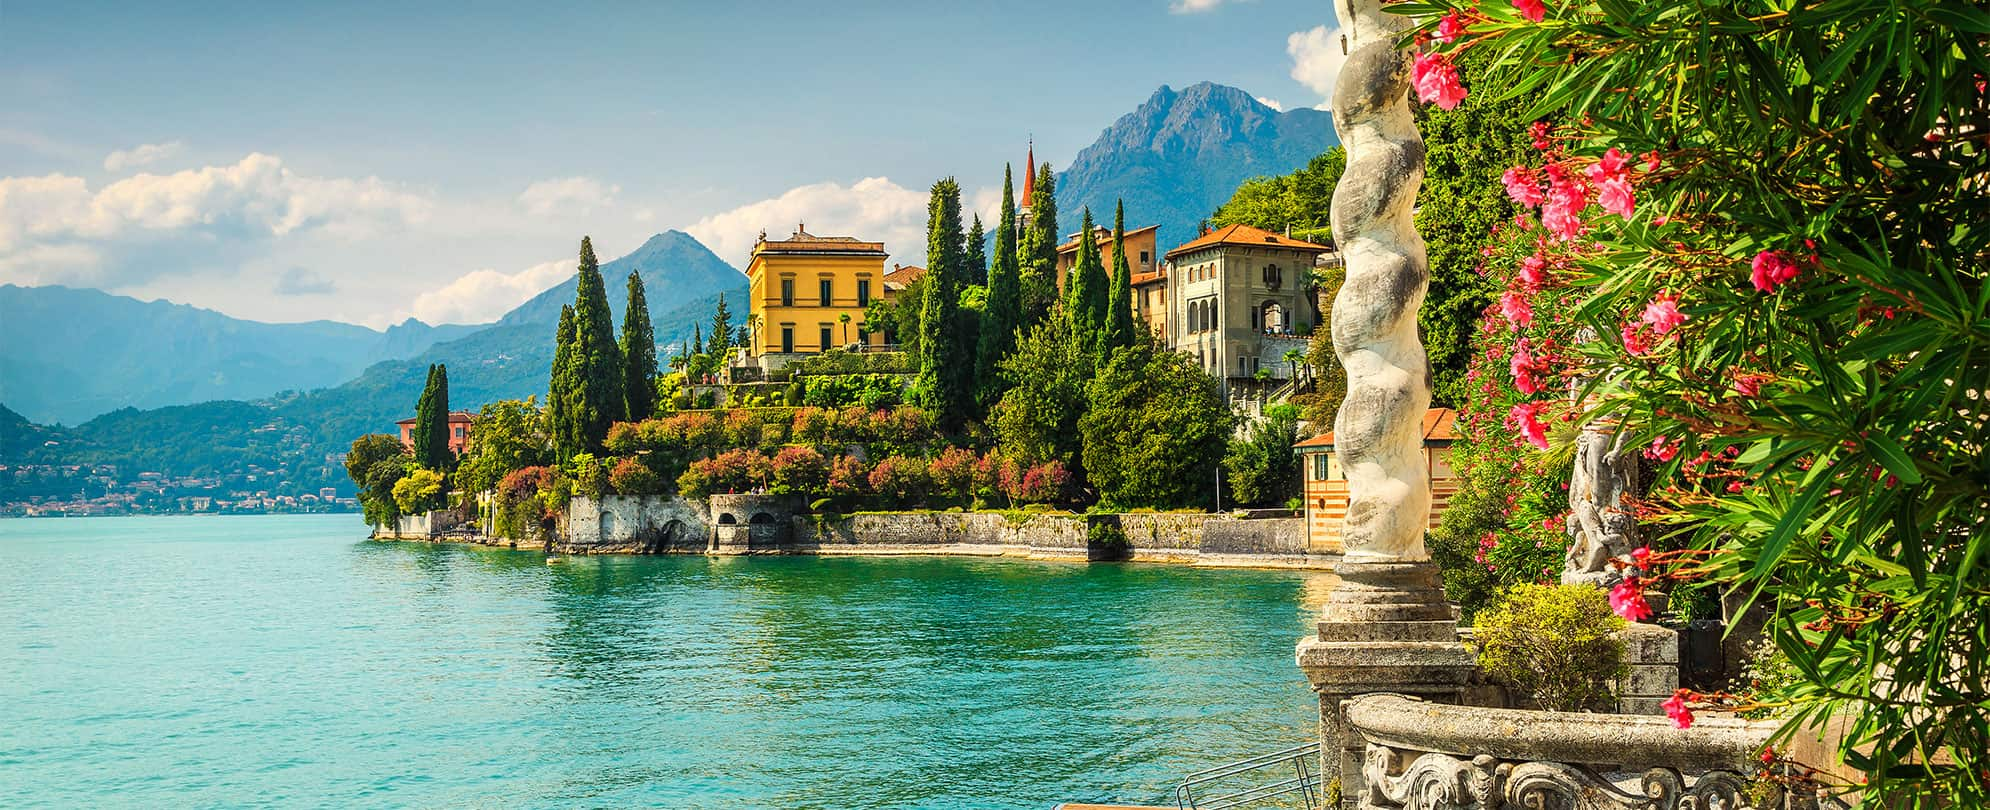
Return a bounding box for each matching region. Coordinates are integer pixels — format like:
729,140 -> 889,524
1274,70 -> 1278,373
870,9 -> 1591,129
1293,407 -> 1461,553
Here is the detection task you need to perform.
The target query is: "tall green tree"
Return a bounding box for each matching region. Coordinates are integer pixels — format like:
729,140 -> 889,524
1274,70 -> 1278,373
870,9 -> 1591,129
621,271 -> 658,422
568,236 -> 625,453
1100,200 -> 1137,357
425,364 -> 453,470
991,309 -> 1088,474
1210,147 -> 1346,244
965,214 -> 987,286
976,164 -> 1024,409
1017,162 -> 1059,325
708,293 -> 733,360
1064,208 -> 1108,354
914,177 -> 975,429
1080,337 -> 1232,509
456,398 -> 550,496
548,304 -> 578,459
410,364 -> 442,468
1223,404 -> 1301,507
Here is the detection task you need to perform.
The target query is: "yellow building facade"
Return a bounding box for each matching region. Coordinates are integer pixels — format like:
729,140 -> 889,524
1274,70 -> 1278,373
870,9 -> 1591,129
744,226 -> 888,356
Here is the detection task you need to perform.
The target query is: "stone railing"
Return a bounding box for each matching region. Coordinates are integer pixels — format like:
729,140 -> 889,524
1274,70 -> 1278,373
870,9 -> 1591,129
1340,694 -> 1844,810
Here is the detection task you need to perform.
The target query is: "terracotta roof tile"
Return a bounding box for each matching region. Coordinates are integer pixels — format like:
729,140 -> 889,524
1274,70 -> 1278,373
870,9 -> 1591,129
1166,223 -> 1331,259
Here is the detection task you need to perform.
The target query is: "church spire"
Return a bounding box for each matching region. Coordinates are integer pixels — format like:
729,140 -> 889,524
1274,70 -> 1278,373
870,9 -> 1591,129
1022,137 -> 1035,200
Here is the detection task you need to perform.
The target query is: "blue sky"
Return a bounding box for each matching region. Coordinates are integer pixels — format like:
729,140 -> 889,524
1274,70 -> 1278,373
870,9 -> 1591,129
0,1 -> 1345,327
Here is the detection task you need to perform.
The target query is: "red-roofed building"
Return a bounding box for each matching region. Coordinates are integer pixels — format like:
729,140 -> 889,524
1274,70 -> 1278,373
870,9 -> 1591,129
1293,408 -> 1461,553
882,263 -> 926,300
397,411 -> 478,456
1165,224 -> 1332,387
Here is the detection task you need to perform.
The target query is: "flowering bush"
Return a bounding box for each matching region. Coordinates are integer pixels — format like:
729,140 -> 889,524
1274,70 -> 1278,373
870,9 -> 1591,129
493,465 -> 557,540
768,445 -> 830,497
1010,460 -> 1071,505
608,457 -> 664,496
1401,0 -> 1989,797
675,448 -> 770,498
867,455 -> 930,505
826,454 -> 870,499
926,447 -> 977,506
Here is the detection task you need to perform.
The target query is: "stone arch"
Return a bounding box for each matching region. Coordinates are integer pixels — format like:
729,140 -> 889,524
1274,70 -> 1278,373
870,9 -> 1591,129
749,513 -> 774,525
717,513 -> 738,525
600,510 -> 619,538
1262,301 -> 1287,333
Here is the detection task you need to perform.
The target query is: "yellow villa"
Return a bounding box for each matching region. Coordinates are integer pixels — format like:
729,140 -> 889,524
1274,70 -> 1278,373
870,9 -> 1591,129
744,225 -> 889,363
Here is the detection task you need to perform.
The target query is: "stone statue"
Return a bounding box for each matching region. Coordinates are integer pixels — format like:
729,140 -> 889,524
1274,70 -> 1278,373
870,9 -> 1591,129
1563,417 -> 1641,586
1328,0 -> 1434,565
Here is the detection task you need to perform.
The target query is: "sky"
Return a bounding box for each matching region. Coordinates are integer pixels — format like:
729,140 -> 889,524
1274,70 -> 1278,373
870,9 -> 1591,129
0,1 -> 1347,329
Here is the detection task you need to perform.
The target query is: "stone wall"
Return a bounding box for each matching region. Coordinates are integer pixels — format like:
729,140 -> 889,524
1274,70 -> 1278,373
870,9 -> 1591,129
561,495 -> 710,554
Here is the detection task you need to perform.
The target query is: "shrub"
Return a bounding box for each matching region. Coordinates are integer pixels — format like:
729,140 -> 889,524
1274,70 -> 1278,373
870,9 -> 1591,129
391,467 -> 445,514
867,455 -> 929,505
609,457 -> 664,495
972,452 -> 1016,507
826,455 -> 870,498
800,374 -> 903,409
493,466 -> 556,540
926,447 -> 977,505
676,448 -> 770,498
565,452 -> 609,500
769,445 -> 830,497
1010,460 -> 1070,504
1473,584 -> 1626,712
792,407 -> 834,445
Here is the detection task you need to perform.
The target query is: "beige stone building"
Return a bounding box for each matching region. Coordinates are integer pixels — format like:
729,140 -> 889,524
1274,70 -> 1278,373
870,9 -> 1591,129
1164,223 -> 1329,384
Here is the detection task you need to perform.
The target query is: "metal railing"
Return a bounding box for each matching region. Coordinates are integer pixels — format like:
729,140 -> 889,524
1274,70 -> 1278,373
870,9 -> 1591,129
1173,742 -> 1323,810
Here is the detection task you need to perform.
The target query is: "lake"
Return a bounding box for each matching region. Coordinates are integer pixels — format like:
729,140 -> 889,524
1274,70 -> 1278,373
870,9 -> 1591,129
0,514 -> 1328,808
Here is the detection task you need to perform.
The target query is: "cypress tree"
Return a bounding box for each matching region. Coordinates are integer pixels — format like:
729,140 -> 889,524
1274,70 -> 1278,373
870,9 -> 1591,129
1018,162 -> 1059,325
1065,207 -> 1108,353
966,214 -> 987,286
692,323 -> 703,356
621,271 -> 657,422
411,364 -> 448,469
1101,200 -> 1137,357
976,164 -> 1023,408
569,236 -> 625,453
708,293 -> 733,360
548,305 -> 578,460
916,177 -> 974,429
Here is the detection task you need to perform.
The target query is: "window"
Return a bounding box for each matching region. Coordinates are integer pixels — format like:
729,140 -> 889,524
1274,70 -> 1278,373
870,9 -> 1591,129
780,279 -> 794,307
1312,454 -> 1331,480
781,326 -> 794,353
1139,250 -> 1150,265
453,427 -> 464,438
857,279 -> 871,306
1250,307 -> 1260,330
820,325 -> 833,351
819,279 -> 832,307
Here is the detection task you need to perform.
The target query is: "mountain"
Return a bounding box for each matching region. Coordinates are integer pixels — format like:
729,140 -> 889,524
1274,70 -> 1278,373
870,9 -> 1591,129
0,284 -> 482,425
276,231 -> 744,449
500,231 -> 746,327
1056,82 -> 1336,254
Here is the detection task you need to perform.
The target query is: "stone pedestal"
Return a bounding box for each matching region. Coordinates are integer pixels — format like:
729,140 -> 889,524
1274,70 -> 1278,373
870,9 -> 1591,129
1614,621 -> 1682,716
1296,562 -> 1477,808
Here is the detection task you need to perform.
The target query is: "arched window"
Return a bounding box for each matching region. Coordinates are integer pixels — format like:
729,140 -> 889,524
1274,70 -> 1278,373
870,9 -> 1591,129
1263,301 -> 1287,334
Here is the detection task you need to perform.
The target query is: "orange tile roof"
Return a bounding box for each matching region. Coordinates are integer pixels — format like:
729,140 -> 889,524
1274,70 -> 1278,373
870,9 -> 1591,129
754,227 -> 886,256
884,264 -> 926,284
1166,223 -> 1331,259
396,411 -> 478,426
1294,407 -> 1458,449
1056,223 -> 1160,254
1130,269 -> 1166,286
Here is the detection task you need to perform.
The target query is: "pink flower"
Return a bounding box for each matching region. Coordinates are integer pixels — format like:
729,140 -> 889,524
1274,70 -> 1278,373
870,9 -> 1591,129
1596,176 -> 1635,217
1610,578 -> 1654,622
1510,338 -> 1545,394
1502,166 -> 1545,207
1750,250 -> 1801,293
1645,436 -> 1678,462
1518,254 -> 1548,287
1662,691 -> 1696,729
1620,322 -> 1652,355
1412,52 -> 1468,110
1630,546 -> 1651,565
1540,171 -> 1589,241
1641,294 -> 1686,335
1530,121 -> 1553,150
1732,374 -> 1763,397
1643,150 -> 1662,172
1434,10 -> 1465,43
1512,0 -> 1547,22
1509,402 -> 1549,450
1498,290 -> 1534,329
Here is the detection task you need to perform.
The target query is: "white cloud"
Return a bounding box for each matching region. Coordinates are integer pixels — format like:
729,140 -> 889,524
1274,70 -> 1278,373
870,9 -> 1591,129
1171,0 -> 1243,13
408,258 -> 571,326
1288,25 -> 1347,109
1255,95 -> 1286,112
102,141 -> 184,172
685,177 -> 928,267
0,153 -> 431,288
517,176 -> 619,217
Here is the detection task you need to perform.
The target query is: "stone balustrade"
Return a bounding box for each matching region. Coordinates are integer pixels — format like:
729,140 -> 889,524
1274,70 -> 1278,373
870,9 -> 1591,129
1340,694 -> 1844,810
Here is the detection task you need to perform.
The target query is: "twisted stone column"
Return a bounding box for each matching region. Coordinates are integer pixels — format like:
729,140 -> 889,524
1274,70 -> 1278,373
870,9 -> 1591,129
1329,0 -> 1432,565
1299,4 -> 1474,805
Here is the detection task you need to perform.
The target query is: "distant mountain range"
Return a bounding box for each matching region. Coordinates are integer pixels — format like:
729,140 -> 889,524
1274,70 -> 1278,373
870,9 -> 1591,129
1057,81 -> 1336,254
0,285 -> 483,425
2,80 -> 1334,479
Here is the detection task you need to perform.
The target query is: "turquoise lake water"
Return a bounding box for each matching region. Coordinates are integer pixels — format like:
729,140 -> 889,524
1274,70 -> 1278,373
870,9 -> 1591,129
0,514 -> 1327,809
